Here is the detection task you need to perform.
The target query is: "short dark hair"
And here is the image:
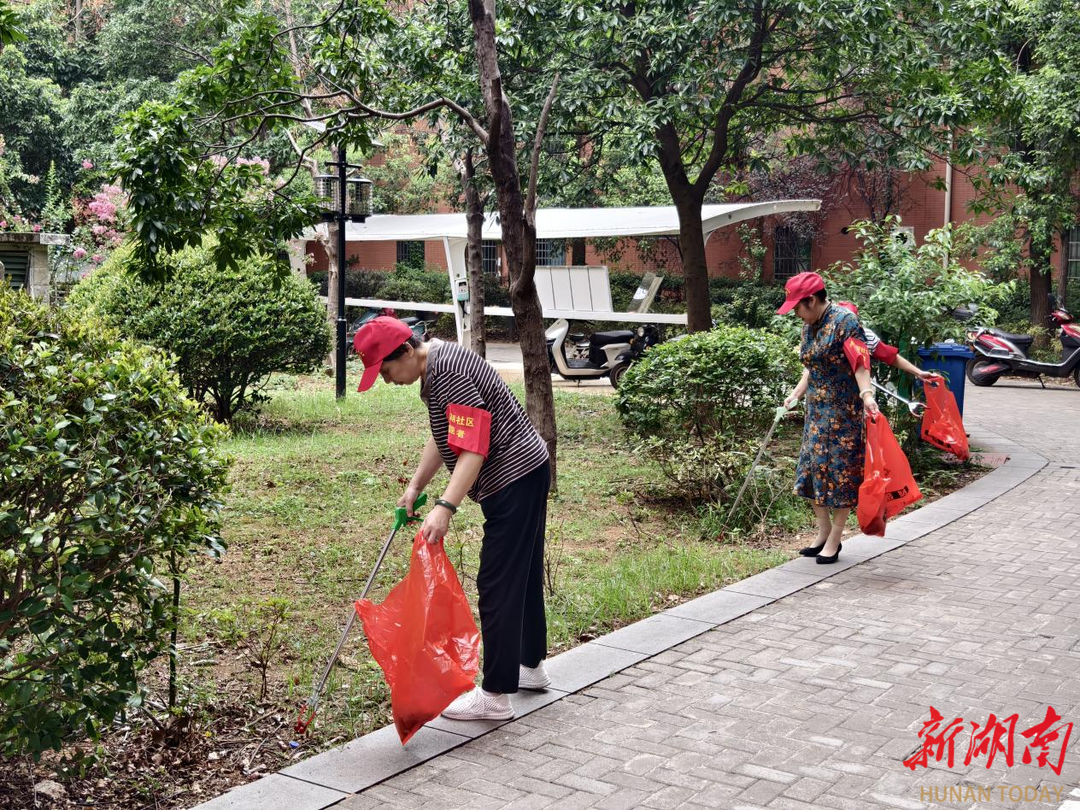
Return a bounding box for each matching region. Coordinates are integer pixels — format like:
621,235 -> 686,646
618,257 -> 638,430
798,289 -> 827,308
383,334 -> 421,363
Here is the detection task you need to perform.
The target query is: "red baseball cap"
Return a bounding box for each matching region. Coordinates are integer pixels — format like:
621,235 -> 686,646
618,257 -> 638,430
836,301 -> 859,316
776,272 -> 826,314
353,316 -> 414,392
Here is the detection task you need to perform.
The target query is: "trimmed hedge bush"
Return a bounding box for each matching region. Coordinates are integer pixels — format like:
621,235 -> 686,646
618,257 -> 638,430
0,286 -> 230,757
615,326 -> 799,444
614,326 -> 800,505
67,245 -> 331,422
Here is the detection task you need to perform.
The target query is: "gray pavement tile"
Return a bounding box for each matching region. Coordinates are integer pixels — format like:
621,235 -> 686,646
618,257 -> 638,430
665,589 -> 772,624
279,724 -> 468,793
776,555 -> 864,575
191,774 -> 347,810
545,641 -> 648,693
592,613 -> 715,656
723,569 -> 823,599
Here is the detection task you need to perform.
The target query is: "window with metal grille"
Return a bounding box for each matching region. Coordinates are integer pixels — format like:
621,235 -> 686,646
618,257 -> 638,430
396,241 -> 425,267
536,239 -> 566,267
1067,226 -> 1080,280
773,227 -> 812,282
482,240 -> 500,275
0,250 -> 30,290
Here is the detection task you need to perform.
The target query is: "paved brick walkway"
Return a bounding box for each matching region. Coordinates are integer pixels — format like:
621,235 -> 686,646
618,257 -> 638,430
335,383 -> 1080,810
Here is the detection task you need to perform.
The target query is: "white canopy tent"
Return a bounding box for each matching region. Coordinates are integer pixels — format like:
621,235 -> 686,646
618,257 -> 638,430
299,199 -> 821,343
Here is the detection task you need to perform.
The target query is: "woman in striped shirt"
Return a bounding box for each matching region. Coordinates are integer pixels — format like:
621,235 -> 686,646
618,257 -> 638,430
353,316 -> 551,722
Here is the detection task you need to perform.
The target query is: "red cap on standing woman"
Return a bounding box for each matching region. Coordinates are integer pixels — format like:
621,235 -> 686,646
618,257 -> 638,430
776,272 -> 826,315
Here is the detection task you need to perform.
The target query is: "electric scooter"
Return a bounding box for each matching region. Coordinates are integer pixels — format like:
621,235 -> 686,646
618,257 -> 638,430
545,319 -> 662,388
965,295 -> 1080,387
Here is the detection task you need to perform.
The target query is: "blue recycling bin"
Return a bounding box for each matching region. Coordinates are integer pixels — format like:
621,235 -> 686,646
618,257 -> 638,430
917,343 -> 975,416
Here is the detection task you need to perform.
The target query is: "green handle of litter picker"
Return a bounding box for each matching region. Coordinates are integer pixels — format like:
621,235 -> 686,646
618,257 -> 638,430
393,493 -> 428,532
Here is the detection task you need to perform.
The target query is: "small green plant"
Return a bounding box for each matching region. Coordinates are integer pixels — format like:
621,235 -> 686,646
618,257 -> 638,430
245,599 -> 291,701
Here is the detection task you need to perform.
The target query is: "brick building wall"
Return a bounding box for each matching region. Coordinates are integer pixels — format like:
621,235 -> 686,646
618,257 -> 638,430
303,158 -> 1064,282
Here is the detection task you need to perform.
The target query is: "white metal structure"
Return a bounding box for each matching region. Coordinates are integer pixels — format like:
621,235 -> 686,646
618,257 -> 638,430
299,200 -> 822,343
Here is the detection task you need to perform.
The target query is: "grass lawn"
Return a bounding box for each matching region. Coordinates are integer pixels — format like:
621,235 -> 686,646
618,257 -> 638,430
0,361 -> 986,809
179,362 -> 794,748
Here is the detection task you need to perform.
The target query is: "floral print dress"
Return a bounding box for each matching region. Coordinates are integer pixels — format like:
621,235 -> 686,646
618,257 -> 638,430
794,303 -> 867,508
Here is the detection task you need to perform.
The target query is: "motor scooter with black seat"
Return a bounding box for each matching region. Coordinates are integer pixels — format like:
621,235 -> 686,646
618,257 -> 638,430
545,318 -> 662,388
963,294 -> 1080,387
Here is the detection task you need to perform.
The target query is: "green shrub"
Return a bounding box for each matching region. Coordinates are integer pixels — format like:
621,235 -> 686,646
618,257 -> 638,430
616,326 -> 799,445
67,244 -> 331,422
0,286 -> 230,758
712,284 -> 784,329
308,268 -> 390,300
615,326 -> 799,505
378,263 -> 451,303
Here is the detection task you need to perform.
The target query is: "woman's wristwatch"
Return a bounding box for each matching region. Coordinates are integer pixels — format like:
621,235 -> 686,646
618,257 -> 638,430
434,498 -> 458,514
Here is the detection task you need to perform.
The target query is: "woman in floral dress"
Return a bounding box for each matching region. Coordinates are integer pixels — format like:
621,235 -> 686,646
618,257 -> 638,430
779,273 -> 878,564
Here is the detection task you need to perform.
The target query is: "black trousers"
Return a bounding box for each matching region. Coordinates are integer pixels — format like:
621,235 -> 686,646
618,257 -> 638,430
476,461 -> 550,693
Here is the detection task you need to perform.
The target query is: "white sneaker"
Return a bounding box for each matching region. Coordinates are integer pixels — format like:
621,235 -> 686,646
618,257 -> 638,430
518,661 -> 550,691
441,688 -> 514,721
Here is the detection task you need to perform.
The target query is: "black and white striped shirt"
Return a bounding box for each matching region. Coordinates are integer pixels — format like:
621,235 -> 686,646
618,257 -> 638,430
421,340 -> 549,502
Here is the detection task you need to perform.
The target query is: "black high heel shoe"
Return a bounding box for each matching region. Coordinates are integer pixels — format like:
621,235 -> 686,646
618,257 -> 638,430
799,542 -> 827,557
816,543 -> 842,564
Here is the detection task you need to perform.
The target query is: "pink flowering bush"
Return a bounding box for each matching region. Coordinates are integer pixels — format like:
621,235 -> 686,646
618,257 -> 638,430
69,183 -> 129,271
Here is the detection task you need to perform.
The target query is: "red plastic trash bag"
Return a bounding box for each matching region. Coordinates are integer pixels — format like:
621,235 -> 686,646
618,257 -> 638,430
858,413 -> 922,536
355,531 -> 480,744
920,375 -> 969,461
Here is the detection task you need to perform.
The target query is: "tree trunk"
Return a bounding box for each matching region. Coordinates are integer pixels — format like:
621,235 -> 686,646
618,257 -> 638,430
463,151 -> 487,358
468,0 -> 558,490
1056,227 -> 1069,310
325,221 -> 340,373
1029,233 -> 1052,349
673,195 -> 712,332
655,126 -> 711,332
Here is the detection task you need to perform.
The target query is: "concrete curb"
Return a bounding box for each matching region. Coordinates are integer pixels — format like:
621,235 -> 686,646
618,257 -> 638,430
193,426 -> 1047,809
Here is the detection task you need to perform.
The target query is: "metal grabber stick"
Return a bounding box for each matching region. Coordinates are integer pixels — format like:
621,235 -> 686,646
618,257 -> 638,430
295,493 -> 428,735
727,404 -> 792,526
871,379 -> 926,417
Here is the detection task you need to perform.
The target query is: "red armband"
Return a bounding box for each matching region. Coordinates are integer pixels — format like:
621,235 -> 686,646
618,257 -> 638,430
446,404 -> 491,458
872,341 -> 900,366
843,337 -> 871,372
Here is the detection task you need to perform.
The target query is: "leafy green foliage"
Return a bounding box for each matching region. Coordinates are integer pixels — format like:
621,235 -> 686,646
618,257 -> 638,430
113,101 -> 319,279
615,327 -> 799,504
0,1 -> 26,49
824,219 -> 1010,343
66,244 -> 331,422
0,44 -> 68,213
0,286 -> 229,758
616,327 -> 798,444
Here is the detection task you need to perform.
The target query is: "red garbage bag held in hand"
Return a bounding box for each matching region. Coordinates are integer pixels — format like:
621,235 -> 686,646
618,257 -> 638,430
355,531 -> 480,744
858,413 -> 923,536
920,375 -> 970,461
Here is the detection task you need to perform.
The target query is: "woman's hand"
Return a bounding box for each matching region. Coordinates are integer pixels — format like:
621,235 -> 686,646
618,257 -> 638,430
783,393 -> 800,411
421,504 -> 452,544
862,391 -> 880,418
913,367 -> 934,382
398,486 -> 424,517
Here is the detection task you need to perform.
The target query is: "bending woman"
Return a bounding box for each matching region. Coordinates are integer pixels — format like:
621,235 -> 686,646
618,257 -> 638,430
353,317 -> 551,721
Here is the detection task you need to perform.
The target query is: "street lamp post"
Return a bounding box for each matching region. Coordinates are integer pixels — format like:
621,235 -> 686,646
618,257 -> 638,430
314,148 -> 373,399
